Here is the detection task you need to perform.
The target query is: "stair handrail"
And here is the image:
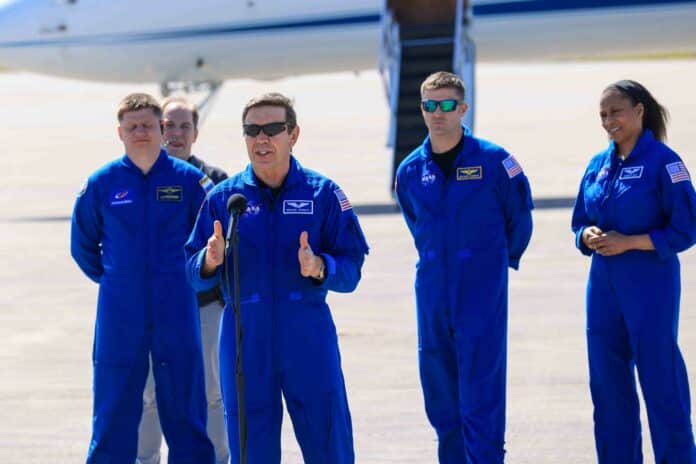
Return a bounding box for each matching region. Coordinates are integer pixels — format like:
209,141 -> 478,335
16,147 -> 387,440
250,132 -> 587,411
452,0 -> 475,131
378,4 -> 401,147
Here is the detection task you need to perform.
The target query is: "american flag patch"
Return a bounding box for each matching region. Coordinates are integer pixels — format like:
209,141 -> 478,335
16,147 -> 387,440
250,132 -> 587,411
334,188 -> 353,212
502,155 -> 523,179
666,161 -> 691,184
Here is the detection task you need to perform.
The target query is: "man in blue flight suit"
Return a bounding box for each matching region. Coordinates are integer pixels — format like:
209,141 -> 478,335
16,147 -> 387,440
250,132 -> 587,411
138,96 -> 230,464
185,92 -> 369,464
71,93 -> 215,463
395,72 -> 533,463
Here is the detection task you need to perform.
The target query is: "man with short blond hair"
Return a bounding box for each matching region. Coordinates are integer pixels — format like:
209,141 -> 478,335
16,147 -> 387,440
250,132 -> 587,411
71,92 -> 215,463
420,70 -> 465,100
137,96 -> 229,464
396,72 -> 534,462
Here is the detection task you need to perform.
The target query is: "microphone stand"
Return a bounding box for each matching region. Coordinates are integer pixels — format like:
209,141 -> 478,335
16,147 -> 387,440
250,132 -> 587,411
224,212 -> 247,464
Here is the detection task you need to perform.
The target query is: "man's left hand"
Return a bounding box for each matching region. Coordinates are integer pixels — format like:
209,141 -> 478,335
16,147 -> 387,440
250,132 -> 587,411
298,231 -> 323,278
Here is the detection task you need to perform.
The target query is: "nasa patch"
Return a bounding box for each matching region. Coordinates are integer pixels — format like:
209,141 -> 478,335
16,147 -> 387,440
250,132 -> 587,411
244,201 -> 261,217
421,172 -> 436,186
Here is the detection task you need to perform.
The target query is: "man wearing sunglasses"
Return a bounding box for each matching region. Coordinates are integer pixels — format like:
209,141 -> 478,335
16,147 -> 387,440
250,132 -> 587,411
137,96 -> 230,464
395,72 -> 534,463
185,92 -> 369,463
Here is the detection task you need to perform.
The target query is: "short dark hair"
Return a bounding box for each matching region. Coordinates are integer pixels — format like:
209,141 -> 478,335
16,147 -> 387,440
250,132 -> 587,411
242,92 -> 297,131
117,93 -> 162,121
604,80 -> 669,141
161,96 -> 199,129
420,71 -> 465,100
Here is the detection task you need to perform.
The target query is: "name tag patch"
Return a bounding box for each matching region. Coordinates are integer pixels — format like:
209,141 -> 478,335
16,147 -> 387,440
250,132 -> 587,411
157,185 -> 183,201
283,200 -> 314,215
619,166 -> 644,180
110,189 -> 133,206
457,166 -> 482,181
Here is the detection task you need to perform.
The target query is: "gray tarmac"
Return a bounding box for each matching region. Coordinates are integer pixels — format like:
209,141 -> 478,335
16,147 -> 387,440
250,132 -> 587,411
1,60 -> 696,463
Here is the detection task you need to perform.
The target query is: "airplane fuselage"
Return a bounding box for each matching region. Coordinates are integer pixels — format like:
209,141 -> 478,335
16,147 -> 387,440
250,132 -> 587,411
0,0 -> 695,83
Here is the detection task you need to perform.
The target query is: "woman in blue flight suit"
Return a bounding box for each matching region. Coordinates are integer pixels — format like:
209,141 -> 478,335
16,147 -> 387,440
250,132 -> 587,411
572,80 -> 696,463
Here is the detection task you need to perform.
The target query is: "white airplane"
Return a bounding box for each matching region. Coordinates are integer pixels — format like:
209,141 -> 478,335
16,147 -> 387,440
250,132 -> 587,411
1,0 -> 696,181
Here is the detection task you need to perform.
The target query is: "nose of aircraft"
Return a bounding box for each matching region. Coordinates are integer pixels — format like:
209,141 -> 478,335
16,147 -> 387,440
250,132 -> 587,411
0,0 -> 44,70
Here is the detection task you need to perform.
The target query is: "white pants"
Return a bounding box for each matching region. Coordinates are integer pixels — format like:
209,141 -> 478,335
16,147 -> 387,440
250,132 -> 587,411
137,300 -> 229,464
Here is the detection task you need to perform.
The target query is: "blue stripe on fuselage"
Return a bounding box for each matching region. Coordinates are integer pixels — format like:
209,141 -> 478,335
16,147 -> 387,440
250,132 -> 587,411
473,0 -> 696,15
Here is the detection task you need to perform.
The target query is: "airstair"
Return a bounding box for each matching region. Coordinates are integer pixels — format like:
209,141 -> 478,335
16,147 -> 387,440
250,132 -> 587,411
380,0 -> 475,189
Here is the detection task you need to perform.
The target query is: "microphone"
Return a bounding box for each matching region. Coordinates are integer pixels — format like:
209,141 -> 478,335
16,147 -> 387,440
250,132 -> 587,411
223,192 -> 250,463
225,193 -> 248,254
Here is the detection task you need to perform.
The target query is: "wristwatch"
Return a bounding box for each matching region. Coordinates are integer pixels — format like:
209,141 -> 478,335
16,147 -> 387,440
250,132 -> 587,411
316,257 -> 326,281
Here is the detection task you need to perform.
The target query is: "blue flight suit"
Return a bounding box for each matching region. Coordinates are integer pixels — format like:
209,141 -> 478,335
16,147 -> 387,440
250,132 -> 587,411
395,132 -> 533,463
185,156 -> 369,464
71,149 -> 215,464
572,130 -> 696,463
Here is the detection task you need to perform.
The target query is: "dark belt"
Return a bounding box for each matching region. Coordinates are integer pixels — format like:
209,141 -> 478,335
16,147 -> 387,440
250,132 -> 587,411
197,285 -> 224,307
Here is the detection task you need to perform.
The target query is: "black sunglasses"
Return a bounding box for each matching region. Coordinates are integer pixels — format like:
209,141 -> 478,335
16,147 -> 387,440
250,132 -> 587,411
421,99 -> 461,113
243,121 -> 289,137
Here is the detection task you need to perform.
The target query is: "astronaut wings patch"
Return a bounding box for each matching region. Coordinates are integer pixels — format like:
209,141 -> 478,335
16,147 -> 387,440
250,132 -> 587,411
334,188 -> 353,212
502,155 -> 523,179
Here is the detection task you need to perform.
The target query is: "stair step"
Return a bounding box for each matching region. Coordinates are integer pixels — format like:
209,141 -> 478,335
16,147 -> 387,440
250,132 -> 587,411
400,22 -> 455,40
401,43 -> 453,60
400,61 -> 454,77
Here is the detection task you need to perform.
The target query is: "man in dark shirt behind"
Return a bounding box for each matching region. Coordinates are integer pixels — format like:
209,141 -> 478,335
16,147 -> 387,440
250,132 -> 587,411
137,96 -> 229,464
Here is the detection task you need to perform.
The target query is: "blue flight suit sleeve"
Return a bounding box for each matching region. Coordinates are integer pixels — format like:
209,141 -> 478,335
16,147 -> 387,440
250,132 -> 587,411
499,156 -> 534,270
571,166 -> 595,257
315,186 -> 370,293
70,178 -> 104,283
648,159 -> 696,259
395,169 -> 417,238
185,191 -> 223,292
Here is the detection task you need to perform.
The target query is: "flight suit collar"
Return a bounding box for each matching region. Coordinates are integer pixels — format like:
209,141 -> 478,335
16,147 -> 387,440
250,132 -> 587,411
121,148 -> 169,175
422,126 -> 474,177
422,125 -> 472,157
607,129 -> 656,163
242,155 -> 305,191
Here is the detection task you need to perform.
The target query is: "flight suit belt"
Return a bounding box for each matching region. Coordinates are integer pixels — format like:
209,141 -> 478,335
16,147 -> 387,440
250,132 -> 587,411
238,290 -> 327,305
418,248 -> 506,260
197,285 -> 224,307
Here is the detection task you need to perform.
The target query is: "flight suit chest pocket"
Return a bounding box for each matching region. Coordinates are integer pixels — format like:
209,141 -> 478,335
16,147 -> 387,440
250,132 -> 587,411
280,213 -> 318,286
583,173 -> 609,219
611,177 -> 660,227
612,168 -> 653,200
155,200 -> 192,267
235,214 -> 264,297
103,187 -> 139,234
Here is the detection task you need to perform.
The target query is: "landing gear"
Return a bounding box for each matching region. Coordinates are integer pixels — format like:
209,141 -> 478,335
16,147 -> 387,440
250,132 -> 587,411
159,80 -> 223,125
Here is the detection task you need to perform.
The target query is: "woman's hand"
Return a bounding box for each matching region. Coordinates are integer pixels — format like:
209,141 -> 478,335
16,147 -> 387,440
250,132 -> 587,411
587,230 -> 632,256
